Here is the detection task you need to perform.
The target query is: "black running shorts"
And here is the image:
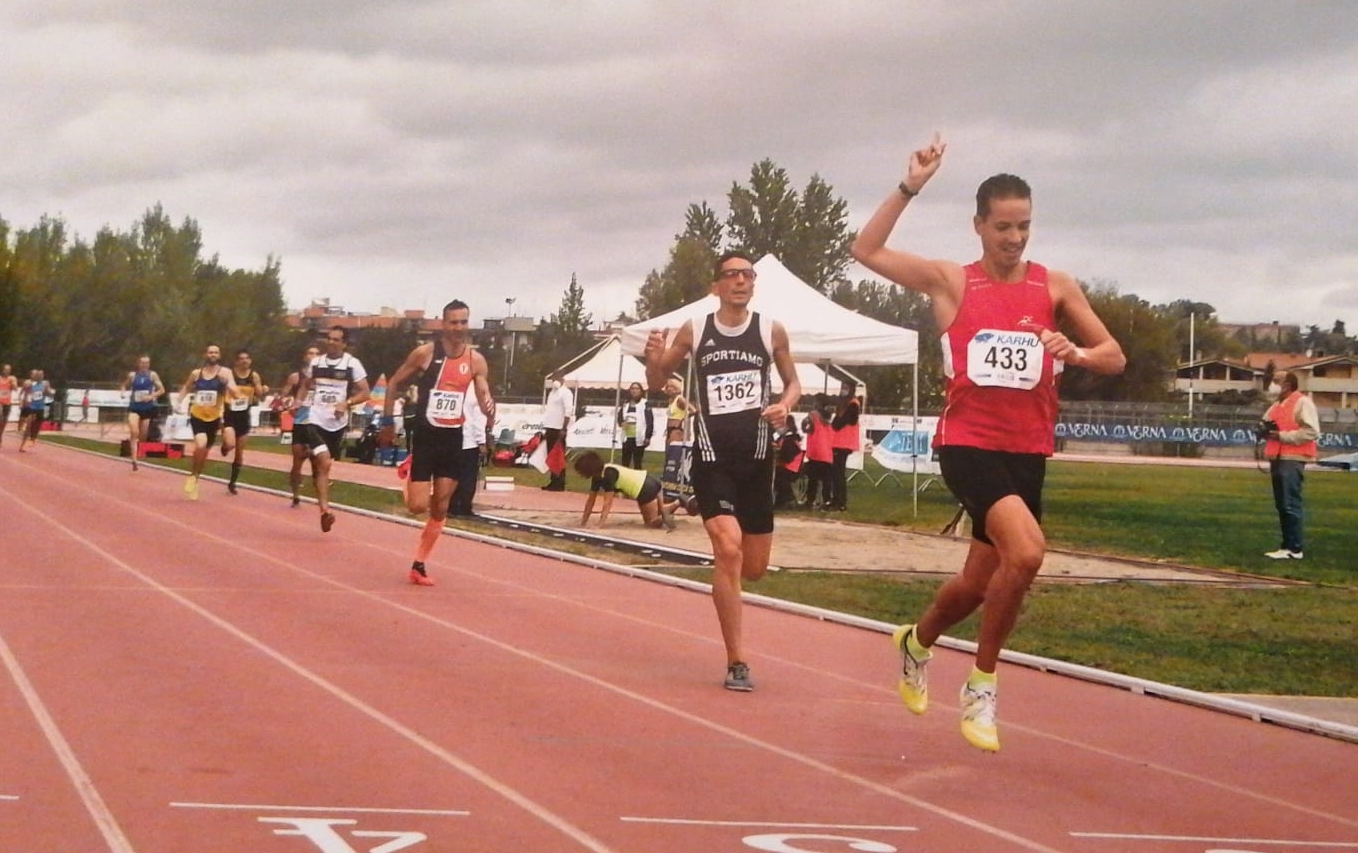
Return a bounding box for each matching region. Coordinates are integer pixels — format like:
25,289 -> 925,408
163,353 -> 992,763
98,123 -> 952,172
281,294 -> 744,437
189,416 -> 220,447
410,426 -> 464,483
301,424 -> 345,459
937,445 -> 1046,545
223,408 -> 252,438
690,454 -> 775,534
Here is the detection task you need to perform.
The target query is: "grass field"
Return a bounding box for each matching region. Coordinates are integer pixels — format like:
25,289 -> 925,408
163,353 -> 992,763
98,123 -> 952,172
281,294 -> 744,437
51,435 -> 1358,697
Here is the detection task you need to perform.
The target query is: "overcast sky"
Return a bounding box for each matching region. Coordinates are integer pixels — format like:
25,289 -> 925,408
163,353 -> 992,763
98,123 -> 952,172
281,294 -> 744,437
2,1 -> 1355,334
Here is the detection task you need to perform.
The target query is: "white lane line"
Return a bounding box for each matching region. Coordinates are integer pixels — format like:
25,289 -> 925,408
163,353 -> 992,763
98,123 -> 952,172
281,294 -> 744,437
1,794 -> 20,801
0,630 -> 137,852
1071,832 -> 1358,847
28,453 -> 1354,850
0,489 -> 622,853
171,802 -> 468,816
67,496 -> 1067,853
622,817 -> 916,832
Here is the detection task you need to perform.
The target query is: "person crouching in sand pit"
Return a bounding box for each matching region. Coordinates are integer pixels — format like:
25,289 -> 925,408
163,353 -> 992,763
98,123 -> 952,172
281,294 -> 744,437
574,451 -> 674,530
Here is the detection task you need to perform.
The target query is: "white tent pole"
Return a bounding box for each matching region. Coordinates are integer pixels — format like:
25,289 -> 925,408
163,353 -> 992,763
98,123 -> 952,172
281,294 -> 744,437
912,360 -> 919,518
608,344 -> 625,463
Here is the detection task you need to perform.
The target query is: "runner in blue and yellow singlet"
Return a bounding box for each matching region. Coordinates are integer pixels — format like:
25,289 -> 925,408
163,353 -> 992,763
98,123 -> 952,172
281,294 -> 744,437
176,344 -> 240,500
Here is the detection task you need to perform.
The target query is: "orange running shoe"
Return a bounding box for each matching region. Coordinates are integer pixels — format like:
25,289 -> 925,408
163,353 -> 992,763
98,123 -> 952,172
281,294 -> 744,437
409,562 -> 435,586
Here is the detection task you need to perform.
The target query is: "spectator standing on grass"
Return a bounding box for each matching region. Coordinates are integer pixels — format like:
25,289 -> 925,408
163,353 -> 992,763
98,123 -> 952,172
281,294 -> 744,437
449,380 -> 492,518
800,395 -> 834,509
772,414 -> 803,510
539,372 -> 573,490
662,377 -> 690,445
829,381 -> 861,511
616,381 -> 654,470
852,133 -> 1125,751
1261,370 -> 1318,560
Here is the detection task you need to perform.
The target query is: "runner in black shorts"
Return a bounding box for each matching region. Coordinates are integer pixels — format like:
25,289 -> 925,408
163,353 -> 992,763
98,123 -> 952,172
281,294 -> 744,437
222,349 -> 268,495
644,250 -> 800,692
379,300 -> 496,586
852,133 -> 1125,751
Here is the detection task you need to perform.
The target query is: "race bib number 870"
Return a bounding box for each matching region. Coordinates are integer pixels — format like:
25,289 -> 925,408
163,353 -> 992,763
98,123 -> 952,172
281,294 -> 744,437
425,388 -> 465,425
966,329 -> 1043,390
705,369 -> 761,416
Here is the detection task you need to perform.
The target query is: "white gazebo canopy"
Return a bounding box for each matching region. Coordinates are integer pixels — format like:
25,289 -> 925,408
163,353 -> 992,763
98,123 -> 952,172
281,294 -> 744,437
618,254 -> 917,366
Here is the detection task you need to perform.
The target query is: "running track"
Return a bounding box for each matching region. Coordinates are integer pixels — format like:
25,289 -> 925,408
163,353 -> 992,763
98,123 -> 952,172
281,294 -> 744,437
0,445 -> 1353,853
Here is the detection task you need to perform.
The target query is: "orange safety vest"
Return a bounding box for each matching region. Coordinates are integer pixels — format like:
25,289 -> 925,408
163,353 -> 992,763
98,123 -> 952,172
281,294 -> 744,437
831,397 -> 861,452
805,412 -> 834,463
1264,392 -> 1317,461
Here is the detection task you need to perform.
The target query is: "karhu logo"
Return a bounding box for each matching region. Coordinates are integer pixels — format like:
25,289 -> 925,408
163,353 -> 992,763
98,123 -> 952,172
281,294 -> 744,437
974,332 -> 996,343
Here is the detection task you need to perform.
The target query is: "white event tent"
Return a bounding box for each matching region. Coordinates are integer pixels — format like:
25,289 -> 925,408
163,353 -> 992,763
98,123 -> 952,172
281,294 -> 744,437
546,336 -> 649,391
618,254 -> 917,366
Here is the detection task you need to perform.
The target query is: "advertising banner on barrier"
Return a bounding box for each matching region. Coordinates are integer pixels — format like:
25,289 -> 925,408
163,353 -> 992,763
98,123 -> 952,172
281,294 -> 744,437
660,442 -> 695,504
869,416 -> 941,476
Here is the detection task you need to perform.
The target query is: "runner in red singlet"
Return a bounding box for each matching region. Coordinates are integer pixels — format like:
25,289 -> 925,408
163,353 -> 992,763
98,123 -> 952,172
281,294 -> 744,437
852,133 -> 1126,751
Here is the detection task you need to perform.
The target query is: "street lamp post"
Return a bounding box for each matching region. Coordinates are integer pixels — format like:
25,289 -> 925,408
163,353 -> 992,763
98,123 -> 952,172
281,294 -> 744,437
504,297 -> 517,390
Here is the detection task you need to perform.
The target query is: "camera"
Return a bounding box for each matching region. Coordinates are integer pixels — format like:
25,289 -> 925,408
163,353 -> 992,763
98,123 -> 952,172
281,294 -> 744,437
1254,418 -> 1278,440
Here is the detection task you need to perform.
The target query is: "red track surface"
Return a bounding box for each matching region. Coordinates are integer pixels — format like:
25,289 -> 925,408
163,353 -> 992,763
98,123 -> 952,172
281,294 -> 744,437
0,445 -> 1353,853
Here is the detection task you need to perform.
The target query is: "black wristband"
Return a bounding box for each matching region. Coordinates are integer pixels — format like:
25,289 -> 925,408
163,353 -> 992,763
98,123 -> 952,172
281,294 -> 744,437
898,181 -> 919,199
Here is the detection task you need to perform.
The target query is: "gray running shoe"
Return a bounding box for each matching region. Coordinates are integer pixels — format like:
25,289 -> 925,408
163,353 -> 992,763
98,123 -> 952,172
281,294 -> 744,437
724,661 -> 754,692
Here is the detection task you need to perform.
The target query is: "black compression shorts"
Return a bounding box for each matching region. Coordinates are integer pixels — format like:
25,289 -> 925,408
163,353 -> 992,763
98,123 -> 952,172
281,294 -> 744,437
690,454 -> 775,534
937,446 -> 1046,545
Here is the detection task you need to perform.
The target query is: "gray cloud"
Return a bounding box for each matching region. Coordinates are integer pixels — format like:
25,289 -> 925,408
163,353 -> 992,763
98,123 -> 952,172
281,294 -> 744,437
1,0 -> 1354,333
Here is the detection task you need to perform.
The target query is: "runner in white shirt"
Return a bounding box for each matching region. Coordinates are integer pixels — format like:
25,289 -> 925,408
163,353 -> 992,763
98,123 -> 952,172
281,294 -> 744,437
295,326 -> 370,532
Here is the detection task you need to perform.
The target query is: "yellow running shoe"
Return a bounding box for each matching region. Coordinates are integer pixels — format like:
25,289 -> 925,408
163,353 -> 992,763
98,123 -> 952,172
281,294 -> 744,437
959,680 -> 1000,752
891,624 -> 930,714
183,475 -> 199,501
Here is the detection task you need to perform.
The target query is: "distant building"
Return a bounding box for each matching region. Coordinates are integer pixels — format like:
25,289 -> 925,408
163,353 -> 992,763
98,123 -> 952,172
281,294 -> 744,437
285,299 -> 442,340
1172,351 -> 1358,409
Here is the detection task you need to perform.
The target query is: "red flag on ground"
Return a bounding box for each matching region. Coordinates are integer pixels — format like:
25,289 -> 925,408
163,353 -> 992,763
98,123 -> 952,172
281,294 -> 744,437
547,440 -> 567,475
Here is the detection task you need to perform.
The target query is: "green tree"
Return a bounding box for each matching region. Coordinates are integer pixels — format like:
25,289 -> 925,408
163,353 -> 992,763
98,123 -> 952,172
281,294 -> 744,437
725,161 -> 853,293
634,237 -> 716,320
550,273 -> 593,352
350,325 -> 420,386
0,206 -> 289,389
1061,281 -> 1176,402
828,279 -> 942,411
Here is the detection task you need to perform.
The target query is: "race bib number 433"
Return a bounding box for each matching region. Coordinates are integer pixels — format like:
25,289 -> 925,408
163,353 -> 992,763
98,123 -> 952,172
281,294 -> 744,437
705,369 -> 762,416
966,330 -> 1043,390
